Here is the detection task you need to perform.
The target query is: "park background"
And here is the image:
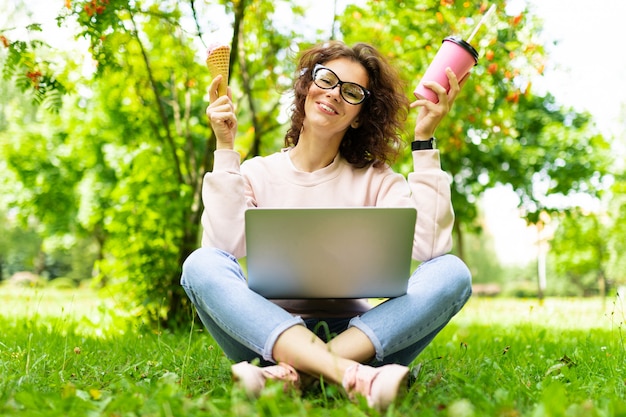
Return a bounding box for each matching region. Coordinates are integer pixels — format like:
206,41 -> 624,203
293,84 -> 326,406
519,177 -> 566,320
0,1 -> 625,416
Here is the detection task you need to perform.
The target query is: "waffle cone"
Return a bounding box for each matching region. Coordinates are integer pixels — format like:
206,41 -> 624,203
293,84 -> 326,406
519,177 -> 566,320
206,45 -> 231,97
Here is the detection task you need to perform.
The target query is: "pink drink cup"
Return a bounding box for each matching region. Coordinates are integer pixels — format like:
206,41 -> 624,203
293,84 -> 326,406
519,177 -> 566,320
414,36 -> 479,103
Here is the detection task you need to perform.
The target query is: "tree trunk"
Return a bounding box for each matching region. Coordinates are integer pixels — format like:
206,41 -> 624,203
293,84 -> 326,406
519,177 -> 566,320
165,0 -> 249,327
453,220 -> 465,261
598,271 -> 606,299
166,217 -> 200,327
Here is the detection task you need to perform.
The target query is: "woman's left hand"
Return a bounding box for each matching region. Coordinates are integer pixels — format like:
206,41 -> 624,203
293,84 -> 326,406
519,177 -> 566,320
410,67 -> 463,141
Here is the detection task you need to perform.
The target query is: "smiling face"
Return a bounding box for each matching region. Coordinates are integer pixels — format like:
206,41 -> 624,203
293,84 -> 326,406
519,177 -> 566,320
302,58 -> 369,141
285,41 -> 409,168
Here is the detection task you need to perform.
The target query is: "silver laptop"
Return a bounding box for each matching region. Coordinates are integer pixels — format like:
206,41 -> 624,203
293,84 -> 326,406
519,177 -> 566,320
245,207 -> 416,299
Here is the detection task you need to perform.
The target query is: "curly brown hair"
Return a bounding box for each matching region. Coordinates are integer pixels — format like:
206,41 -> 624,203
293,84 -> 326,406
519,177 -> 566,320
284,41 -> 410,168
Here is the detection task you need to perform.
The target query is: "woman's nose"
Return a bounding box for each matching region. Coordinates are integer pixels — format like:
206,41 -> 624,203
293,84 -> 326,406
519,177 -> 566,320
326,85 -> 342,101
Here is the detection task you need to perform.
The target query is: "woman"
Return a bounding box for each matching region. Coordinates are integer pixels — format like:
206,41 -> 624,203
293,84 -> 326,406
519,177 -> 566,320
181,41 -> 472,411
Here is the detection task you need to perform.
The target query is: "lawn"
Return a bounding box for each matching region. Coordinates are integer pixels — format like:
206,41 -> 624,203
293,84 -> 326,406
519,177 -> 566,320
1,284 -> 625,416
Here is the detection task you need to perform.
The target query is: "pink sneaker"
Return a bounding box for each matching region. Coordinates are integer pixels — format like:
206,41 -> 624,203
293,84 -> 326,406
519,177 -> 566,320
342,363 -> 409,411
231,361 -> 300,397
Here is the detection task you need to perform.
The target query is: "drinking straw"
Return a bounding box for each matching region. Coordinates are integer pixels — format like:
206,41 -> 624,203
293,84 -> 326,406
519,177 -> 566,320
466,4 -> 496,43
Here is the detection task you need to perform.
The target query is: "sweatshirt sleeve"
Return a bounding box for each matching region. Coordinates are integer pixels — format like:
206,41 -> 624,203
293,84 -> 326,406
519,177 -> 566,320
407,150 -> 454,261
200,149 -> 255,258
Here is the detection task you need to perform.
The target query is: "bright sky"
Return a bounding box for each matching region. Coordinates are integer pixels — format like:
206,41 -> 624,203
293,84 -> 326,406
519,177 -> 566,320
520,0 -> 626,138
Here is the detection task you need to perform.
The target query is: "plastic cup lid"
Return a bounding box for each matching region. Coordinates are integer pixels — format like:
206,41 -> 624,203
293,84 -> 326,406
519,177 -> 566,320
443,36 -> 479,63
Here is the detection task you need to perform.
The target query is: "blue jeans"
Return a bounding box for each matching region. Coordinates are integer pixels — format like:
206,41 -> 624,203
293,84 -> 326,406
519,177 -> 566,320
181,247 -> 472,366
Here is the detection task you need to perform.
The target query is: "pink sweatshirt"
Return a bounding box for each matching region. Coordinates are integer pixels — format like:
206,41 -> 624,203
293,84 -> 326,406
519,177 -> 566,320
201,147 -> 454,317
202,147 -> 453,260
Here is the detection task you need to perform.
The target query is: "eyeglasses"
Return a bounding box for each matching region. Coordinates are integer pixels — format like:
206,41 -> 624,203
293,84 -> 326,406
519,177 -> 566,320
312,64 -> 371,105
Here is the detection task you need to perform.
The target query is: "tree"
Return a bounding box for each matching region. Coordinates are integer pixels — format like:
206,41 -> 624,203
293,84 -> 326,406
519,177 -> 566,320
0,0 -> 617,325
549,210 -> 610,297
1,0 -> 314,325
338,0 -> 614,257
603,174 -> 626,294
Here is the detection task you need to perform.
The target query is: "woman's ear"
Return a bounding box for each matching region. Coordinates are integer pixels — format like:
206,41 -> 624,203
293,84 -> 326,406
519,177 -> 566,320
351,120 -> 360,129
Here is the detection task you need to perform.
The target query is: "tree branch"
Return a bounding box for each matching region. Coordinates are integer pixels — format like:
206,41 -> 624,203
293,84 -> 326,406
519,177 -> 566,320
188,0 -> 206,48
128,9 -> 185,185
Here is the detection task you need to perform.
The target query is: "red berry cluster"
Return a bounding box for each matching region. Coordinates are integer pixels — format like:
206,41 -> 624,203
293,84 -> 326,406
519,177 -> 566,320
26,70 -> 43,87
84,0 -> 110,16
0,35 -> 9,48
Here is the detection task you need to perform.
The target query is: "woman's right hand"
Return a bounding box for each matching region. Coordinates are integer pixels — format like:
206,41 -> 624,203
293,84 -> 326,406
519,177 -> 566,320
206,75 -> 237,150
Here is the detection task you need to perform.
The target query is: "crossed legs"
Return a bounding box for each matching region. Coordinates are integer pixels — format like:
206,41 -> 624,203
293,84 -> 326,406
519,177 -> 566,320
181,247 -> 472,409
273,325 -> 375,385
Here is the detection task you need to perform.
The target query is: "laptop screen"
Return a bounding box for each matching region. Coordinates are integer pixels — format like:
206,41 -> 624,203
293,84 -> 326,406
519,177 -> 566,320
245,207 -> 416,299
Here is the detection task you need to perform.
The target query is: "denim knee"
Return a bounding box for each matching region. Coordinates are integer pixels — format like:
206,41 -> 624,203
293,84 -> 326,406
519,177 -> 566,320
428,254 -> 472,314
181,247 -> 241,288
434,254 -> 473,307
449,254 -> 473,299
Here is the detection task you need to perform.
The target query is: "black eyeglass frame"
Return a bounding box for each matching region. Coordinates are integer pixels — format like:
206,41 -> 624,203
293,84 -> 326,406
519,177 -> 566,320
312,64 -> 371,105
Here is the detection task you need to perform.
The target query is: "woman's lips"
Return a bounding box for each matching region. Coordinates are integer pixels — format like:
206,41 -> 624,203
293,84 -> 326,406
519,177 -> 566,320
317,101 -> 338,115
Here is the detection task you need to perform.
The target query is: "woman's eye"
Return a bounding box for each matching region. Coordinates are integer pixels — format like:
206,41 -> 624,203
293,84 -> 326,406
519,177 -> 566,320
319,76 -> 334,86
344,86 -> 361,100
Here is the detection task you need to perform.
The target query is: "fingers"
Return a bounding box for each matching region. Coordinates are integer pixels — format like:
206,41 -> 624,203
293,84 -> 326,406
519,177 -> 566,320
206,78 -> 237,148
458,71 -> 470,89
445,67 -> 462,105
410,68 -> 470,141
428,68 -> 459,108
410,69 -> 460,139
206,98 -> 235,127
209,75 -> 226,103
412,83 -> 448,114
411,68 -> 463,109
207,75 -> 234,117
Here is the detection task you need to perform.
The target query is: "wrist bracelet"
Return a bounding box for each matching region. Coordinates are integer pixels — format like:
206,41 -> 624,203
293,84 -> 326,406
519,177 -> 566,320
411,137 -> 436,151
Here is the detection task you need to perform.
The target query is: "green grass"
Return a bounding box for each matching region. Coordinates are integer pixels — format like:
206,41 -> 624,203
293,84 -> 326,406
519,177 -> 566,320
1,284 -> 625,416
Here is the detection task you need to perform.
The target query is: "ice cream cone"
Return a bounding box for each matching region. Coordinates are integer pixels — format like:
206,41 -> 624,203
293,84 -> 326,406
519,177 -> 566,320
206,44 -> 231,97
